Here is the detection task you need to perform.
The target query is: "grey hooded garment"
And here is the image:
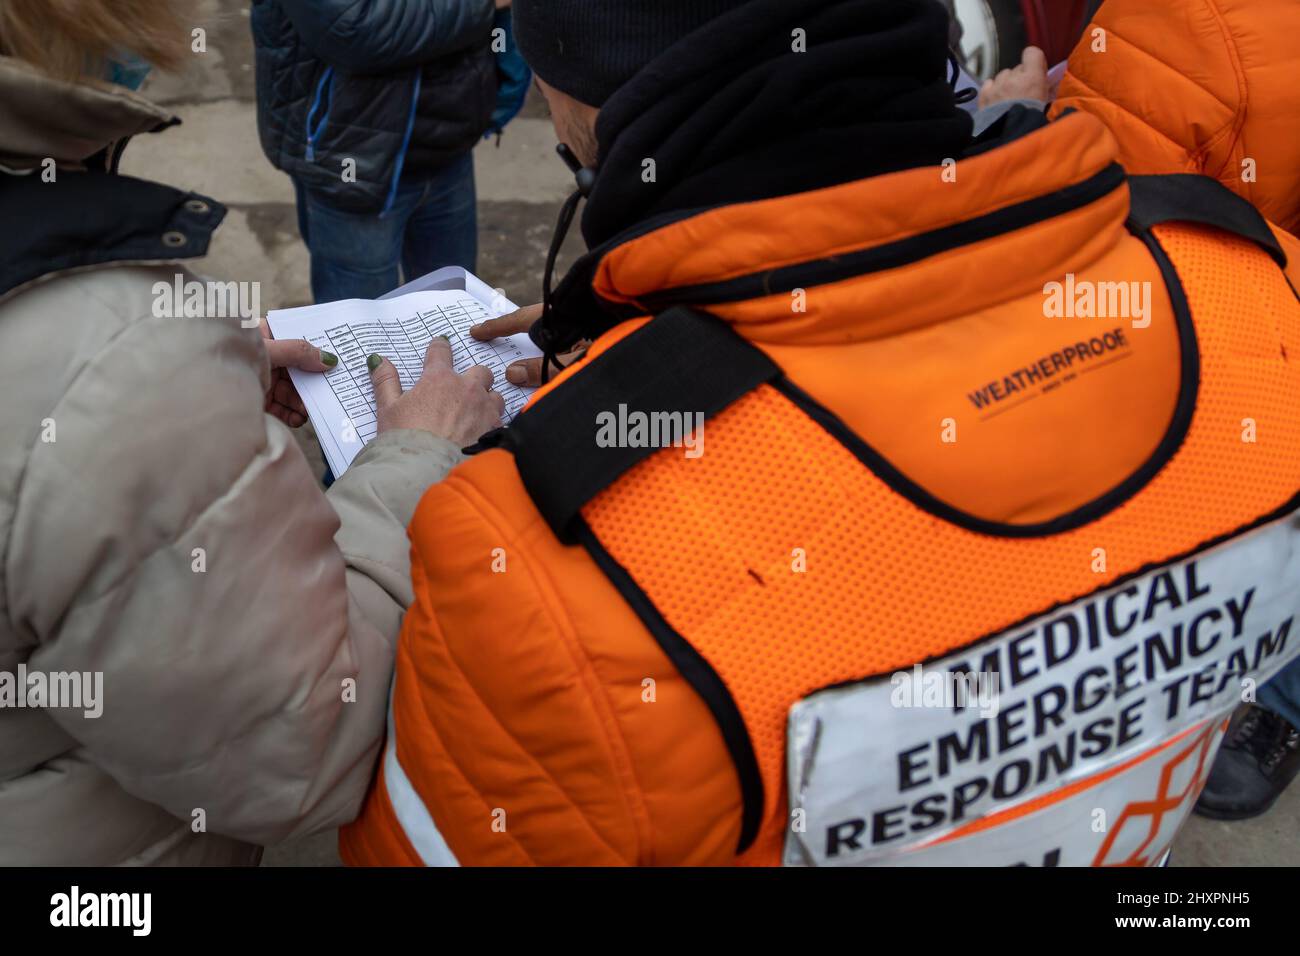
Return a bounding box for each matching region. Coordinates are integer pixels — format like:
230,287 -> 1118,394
0,56 -> 461,865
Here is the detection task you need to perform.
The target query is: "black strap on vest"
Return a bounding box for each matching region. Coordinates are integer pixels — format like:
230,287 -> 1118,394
1126,174 -> 1287,268
482,306 -> 780,544
472,306 -> 779,854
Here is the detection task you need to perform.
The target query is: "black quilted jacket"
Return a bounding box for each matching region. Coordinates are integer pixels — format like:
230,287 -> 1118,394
251,0 -> 497,213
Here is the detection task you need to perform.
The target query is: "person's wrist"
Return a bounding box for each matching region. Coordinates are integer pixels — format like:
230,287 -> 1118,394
351,428 -> 465,468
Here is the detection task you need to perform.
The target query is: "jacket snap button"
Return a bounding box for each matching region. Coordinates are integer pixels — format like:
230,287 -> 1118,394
184,199 -> 210,214
162,231 -> 188,248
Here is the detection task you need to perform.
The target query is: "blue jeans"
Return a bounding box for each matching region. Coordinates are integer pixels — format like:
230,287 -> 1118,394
1260,657 -> 1300,729
293,152 -> 478,304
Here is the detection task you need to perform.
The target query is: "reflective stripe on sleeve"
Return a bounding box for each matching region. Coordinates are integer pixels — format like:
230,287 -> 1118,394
383,695 -> 459,867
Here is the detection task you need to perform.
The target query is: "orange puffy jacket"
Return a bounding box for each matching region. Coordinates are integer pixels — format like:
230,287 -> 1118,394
342,108 -> 1300,867
1050,0 -> 1300,235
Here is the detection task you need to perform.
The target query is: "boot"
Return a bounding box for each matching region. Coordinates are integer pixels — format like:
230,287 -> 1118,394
1195,703 -> 1300,821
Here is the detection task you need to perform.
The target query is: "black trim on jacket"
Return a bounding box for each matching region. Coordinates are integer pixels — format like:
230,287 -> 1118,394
575,519 -> 766,855
636,163 -> 1127,312
0,169 -> 225,300
768,222 -> 1199,539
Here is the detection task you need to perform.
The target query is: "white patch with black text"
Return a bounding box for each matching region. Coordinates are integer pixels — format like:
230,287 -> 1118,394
784,510 -> 1300,866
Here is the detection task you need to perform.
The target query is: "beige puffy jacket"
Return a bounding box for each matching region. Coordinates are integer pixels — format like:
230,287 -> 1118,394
0,57 -> 459,865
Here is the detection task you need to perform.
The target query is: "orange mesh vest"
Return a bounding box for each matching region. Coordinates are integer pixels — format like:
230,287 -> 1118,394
487,175 -> 1300,866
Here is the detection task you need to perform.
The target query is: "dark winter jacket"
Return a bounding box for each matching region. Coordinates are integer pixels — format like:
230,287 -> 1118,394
251,0 -> 497,214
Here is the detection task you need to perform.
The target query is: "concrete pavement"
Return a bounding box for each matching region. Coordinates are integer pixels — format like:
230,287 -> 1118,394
126,0 -> 1297,868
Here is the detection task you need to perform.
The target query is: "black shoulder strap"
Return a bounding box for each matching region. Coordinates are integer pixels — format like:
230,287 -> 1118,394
481,304 -> 776,854
1126,173 -> 1286,268
485,306 -> 780,544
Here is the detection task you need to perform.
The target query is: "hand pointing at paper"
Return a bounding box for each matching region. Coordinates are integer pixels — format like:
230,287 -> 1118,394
367,336 -> 504,447
470,303 -> 589,387
259,319 -> 337,428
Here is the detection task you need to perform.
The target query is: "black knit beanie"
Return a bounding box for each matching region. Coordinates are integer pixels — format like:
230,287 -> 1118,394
512,0 -> 755,107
